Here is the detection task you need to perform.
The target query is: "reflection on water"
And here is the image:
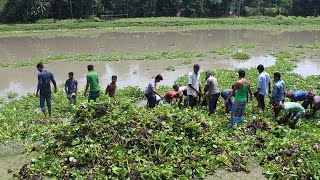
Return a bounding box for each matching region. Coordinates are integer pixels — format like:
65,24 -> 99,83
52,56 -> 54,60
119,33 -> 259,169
0,29 -> 319,62
294,59 -> 320,77
0,55 -> 276,97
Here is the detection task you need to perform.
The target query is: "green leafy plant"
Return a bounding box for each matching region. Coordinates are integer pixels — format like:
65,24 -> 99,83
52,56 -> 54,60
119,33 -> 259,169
165,65 -> 176,71
232,52 -> 250,60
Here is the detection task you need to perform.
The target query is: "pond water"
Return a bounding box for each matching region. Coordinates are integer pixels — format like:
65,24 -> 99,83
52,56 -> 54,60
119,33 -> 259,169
0,29 -> 319,97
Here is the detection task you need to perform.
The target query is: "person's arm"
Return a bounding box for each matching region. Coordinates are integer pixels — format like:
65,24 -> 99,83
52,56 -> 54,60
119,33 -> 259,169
226,82 -> 238,104
36,74 -> 41,97
84,78 -> 90,97
64,81 -> 68,95
203,79 -> 209,95
152,87 -> 162,98
105,85 -> 110,96
51,73 -> 57,93
268,81 -> 271,94
75,81 -> 78,95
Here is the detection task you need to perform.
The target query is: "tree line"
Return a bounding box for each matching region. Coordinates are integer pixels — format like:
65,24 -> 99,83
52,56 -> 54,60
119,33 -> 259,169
0,0 -> 319,23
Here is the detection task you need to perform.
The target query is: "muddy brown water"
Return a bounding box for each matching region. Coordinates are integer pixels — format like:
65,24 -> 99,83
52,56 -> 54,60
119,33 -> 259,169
0,29 -> 320,97
1,29 -> 320,62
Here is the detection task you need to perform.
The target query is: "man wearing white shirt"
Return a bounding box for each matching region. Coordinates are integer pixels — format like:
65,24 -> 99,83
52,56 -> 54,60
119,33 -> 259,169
254,64 -> 271,111
187,64 -> 202,107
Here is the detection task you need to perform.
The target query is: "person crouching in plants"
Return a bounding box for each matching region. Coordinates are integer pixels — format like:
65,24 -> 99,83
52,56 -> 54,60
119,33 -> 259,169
276,102 -> 305,129
187,64 -> 202,108
65,72 -> 78,105
105,75 -> 117,98
225,69 -> 253,128
163,91 -> 179,104
304,92 -> 320,118
173,83 -> 187,107
286,90 -> 309,108
203,70 -> 220,115
270,72 -> 285,118
144,74 -> 163,108
221,85 -> 234,113
36,63 -> 57,119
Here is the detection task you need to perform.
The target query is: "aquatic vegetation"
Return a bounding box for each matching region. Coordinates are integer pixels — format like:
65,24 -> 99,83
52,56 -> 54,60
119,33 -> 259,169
165,65 -> 176,71
0,51 -> 205,68
182,59 -> 192,65
210,47 -> 232,55
295,42 -> 320,49
237,42 -> 259,49
7,92 -> 18,99
0,50 -> 320,179
232,52 -> 250,60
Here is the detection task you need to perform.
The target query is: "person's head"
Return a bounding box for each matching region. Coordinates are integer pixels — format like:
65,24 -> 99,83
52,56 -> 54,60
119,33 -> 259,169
307,91 -> 315,101
238,69 -> 245,78
36,63 -> 44,72
173,83 -> 179,91
87,65 -> 94,72
257,64 -> 264,73
68,72 -> 74,79
193,64 -> 200,74
155,74 -> 163,83
111,75 -> 117,83
286,90 -> 293,98
273,71 -> 281,81
205,70 -> 212,80
275,101 -> 284,111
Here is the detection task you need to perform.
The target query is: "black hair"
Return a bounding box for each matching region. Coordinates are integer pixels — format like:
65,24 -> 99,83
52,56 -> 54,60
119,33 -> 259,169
238,69 -> 245,78
68,72 -> 74,76
36,63 -> 44,69
112,75 -> 117,79
194,64 -> 200,68
87,65 -> 94,71
274,71 -> 281,79
155,74 -> 163,81
257,64 -> 264,71
231,85 -> 235,89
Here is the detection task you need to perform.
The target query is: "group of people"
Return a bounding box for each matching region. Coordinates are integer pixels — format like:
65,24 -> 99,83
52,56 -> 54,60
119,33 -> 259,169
36,63 -> 117,118
35,62 -> 319,129
145,64 -> 320,129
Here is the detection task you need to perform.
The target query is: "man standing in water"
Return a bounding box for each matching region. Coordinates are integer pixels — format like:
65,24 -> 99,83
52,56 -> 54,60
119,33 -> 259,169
225,69 -> 253,128
84,65 -> 100,102
254,64 -> 270,111
36,63 -> 57,119
187,64 -> 202,108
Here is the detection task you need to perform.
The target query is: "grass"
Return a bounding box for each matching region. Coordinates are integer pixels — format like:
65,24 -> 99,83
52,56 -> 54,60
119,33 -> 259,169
7,92 -> 18,99
0,16 -> 320,34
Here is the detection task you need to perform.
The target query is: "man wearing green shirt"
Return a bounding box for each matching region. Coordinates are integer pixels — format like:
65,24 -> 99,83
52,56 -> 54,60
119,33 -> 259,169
84,65 -> 100,102
277,102 -> 305,129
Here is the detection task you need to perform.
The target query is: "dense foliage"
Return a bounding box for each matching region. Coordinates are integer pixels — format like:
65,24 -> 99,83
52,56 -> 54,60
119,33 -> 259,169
1,50 -> 319,179
0,0 -> 319,22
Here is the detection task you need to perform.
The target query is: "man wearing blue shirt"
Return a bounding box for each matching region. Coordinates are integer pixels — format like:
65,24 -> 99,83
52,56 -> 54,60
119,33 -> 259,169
270,72 -> 285,117
36,63 -> 57,119
254,64 -> 271,111
286,90 -> 309,108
